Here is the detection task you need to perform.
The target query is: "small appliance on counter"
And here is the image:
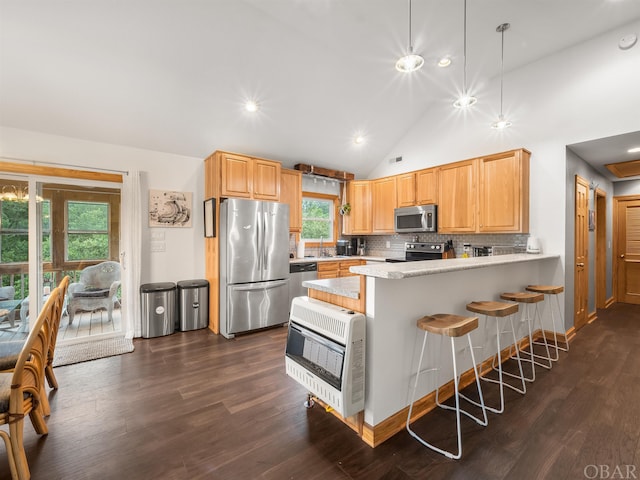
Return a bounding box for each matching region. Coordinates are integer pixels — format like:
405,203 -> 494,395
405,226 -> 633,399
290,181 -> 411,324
526,236 -> 541,254
336,239 -> 351,256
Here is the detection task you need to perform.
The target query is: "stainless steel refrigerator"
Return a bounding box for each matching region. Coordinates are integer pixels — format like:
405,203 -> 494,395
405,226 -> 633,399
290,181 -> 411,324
219,198 -> 290,338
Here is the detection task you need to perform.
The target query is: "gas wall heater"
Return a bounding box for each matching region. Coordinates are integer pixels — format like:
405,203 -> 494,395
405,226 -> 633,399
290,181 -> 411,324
285,296 -> 365,418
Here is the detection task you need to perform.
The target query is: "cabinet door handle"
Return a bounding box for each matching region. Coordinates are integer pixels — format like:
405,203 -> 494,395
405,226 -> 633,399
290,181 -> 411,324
576,262 -> 585,267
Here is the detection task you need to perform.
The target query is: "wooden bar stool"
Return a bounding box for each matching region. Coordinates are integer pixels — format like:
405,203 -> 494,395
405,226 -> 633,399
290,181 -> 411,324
500,292 -> 552,382
526,285 -> 568,361
466,301 -> 526,414
406,313 -> 488,460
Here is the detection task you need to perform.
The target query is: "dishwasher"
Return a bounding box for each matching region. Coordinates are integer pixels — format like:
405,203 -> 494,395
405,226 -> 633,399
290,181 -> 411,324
289,262 -> 318,314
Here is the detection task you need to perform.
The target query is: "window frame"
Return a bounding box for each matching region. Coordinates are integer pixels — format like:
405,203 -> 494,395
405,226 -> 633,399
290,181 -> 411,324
301,191 -> 339,246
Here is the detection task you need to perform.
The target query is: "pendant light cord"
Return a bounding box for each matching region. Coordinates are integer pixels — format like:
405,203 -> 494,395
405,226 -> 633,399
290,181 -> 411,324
408,0 -> 413,51
499,26 -> 505,116
463,0 -> 468,94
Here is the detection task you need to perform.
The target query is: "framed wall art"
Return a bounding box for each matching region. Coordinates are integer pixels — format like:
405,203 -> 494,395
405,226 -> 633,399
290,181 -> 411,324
149,190 -> 193,228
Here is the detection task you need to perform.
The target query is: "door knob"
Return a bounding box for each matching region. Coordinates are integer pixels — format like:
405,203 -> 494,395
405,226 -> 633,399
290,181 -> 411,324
577,262 -> 585,267
620,254 -> 625,258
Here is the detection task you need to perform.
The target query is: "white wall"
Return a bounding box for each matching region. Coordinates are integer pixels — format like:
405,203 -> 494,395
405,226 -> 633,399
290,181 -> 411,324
368,20 -> 640,327
0,126 -> 205,284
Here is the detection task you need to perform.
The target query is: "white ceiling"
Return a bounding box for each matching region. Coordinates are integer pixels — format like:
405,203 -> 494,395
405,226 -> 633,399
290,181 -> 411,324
1,0 -> 640,178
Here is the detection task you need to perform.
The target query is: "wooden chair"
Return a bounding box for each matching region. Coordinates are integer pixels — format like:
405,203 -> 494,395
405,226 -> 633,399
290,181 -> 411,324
45,276 -> 70,391
0,290 -> 57,479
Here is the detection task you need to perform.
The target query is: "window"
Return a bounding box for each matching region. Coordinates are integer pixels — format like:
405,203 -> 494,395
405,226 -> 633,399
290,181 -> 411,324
66,201 -> 110,261
301,193 -> 338,243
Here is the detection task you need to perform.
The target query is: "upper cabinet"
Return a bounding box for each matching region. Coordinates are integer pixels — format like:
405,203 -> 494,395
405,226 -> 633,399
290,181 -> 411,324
478,149 -> 530,233
415,167 -> 438,205
372,176 -> 397,233
438,159 -> 477,233
438,148 -> 530,234
396,173 -> 416,207
219,151 -> 280,201
343,180 -> 372,235
280,168 -> 302,232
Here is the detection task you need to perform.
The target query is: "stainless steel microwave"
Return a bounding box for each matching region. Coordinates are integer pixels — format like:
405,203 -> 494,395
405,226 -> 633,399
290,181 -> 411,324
394,204 -> 437,233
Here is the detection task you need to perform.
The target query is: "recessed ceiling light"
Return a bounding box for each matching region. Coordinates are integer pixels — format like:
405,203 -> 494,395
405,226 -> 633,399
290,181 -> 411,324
437,57 -> 452,67
628,147 -> 640,153
619,33 -> 637,50
354,135 -> 365,145
245,100 -> 259,112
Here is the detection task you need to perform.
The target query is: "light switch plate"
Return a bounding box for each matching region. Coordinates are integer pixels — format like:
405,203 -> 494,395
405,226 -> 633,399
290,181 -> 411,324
151,241 -> 166,252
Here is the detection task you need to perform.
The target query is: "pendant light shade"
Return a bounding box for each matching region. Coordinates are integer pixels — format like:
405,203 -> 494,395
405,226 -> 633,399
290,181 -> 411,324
454,0 -> 476,108
491,23 -> 512,129
396,0 -> 424,73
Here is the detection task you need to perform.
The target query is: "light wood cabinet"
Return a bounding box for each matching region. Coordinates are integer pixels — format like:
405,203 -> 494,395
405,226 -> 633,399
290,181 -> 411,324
317,259 -> 364,279
220,152 -> 253,198
372,176 -> 397,233
338,259 -> 364,277
478,149 -> 530,233
317,261 -> 339,279
280,168 -> 302,232
415,167 -> 438,205
219,151 -> 280,200
343,180 -> 372,235
396,173 -> 416,207
438,159 -> 477,233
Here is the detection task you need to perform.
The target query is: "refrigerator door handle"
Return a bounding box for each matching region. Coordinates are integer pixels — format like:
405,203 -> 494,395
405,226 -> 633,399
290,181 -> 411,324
256,209 -> 262,272
263,211 -> 268,272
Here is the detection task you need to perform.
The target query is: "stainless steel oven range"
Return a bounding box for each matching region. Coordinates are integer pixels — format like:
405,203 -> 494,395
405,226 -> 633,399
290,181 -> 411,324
385,242 -> 451,263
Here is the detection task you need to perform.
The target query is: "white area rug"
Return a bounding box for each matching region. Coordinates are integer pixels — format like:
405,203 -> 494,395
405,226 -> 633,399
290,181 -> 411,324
53,337 -> 134,367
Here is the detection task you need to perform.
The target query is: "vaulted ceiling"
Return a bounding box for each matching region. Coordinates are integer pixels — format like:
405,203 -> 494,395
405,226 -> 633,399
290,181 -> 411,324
1,1 -> 639,177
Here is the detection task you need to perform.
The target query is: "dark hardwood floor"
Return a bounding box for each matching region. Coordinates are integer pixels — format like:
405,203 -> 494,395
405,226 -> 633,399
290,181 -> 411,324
2,303 -> 639,479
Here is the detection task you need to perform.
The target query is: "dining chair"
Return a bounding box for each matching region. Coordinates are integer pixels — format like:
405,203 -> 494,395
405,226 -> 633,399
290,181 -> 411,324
0,289 -> 56,479
44,276 -> 70,391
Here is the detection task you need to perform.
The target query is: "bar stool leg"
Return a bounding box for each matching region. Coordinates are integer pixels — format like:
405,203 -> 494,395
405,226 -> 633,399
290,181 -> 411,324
482,314 -> 526,414
519,302 -> 553,370
406,329 -> 487,459
534,293 -> 568,360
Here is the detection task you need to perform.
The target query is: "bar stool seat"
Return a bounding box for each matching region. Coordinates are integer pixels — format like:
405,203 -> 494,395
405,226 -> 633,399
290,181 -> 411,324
500,291 -> 552,381
466,300 -> 526,414
526,285 -> 568,360
406,313 -> 487,460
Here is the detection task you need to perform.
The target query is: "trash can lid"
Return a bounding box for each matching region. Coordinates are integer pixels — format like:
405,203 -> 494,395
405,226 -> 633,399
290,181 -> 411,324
140,282 -> 176,293
177,279 -> 209,289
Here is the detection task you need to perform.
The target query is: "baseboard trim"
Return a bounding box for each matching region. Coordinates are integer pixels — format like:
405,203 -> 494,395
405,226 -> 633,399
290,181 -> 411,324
587,310 -> 598,324
605,297 -> 615,308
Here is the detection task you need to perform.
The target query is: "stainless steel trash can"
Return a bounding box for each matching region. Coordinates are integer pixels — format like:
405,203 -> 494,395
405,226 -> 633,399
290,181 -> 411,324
177,279 -> 209,331
140,282 -> 176,338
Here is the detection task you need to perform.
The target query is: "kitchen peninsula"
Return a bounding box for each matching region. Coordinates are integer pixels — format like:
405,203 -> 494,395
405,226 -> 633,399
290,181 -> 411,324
302,253 -> 561,447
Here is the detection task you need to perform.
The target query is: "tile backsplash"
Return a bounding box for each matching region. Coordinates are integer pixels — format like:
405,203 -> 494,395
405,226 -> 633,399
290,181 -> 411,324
290,233 -> 529,258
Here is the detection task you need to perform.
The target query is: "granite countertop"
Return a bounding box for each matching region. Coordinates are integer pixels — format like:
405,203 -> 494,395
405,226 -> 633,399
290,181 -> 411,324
301,276 -> 361,299
349,253 -> 560,280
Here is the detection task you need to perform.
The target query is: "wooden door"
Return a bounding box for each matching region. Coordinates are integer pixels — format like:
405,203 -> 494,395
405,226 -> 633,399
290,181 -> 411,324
372,177 -> 397,233
574,176 -> 589,330
615,197 -> 640,304
253,159 -> 280,201
396,173 -> 416,207
280,168 -> 302,232
438,160 -> 476,233
343,181 -> 372,235
415,168 -> 438,205
478,149 -> 530,233
220,152 -> 252,198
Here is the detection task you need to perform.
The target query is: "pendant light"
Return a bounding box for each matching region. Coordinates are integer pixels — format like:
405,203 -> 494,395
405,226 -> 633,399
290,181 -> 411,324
396,0 -> 424,73
453,0 -> 476,108
491,23 -> 512,129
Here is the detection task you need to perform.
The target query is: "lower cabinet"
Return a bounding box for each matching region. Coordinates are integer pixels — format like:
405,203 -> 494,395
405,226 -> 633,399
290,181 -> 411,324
317,259 -> 364,279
